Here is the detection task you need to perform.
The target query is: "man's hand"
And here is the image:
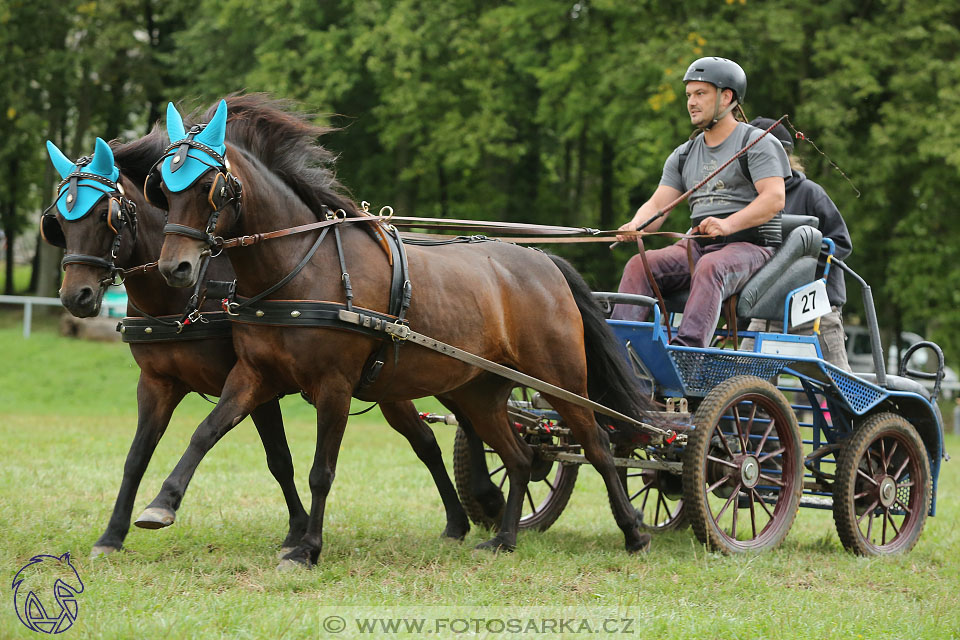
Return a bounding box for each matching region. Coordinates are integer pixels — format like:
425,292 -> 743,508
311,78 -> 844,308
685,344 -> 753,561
616,219 -> 640,243
694,216 -> 732,238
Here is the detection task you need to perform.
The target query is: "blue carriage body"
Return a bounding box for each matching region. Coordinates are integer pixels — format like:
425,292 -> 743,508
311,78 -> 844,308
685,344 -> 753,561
607,315 -> 944,516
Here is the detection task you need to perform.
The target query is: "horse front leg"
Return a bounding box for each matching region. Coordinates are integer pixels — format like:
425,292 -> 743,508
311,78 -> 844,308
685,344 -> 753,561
249,397 -> 308,555
91,374 -> 186,557
134,363 -> 274,530
379,400 -> 470,540
278,390 -> 353,570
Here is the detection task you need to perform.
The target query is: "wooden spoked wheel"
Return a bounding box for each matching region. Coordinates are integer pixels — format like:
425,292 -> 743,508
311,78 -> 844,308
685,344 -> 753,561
833,413 -> 931,556
452,388 -> 578,531
682,376 -> 803,553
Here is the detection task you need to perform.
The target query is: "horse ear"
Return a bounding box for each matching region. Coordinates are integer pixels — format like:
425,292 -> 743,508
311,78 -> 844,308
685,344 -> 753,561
166,102 -> 187,143
196,99 -> 227,149
46,140 -> 76,178
88,137 -> 115,177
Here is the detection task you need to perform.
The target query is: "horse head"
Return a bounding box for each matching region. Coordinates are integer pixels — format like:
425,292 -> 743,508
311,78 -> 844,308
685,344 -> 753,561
154,99 -> 242,288
43,138 -> 139,317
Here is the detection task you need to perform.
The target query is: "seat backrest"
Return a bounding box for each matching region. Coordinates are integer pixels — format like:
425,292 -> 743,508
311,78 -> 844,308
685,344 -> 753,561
736,225 -> 823,321
781,213 -> 819,237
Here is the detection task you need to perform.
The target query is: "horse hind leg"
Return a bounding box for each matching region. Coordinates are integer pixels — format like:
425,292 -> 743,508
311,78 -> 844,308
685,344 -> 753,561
439,398 -> 506,524
248,397 -> 309,556
448,382 -> 532,552
379,400 -> 470,540
548,398 -> 651,553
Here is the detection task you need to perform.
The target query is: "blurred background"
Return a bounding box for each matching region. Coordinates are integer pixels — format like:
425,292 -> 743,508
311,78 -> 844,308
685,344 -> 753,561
2,0 -> 958,396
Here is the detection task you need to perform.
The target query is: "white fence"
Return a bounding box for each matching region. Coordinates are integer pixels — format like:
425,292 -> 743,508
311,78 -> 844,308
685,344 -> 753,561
0,295 -> 124,338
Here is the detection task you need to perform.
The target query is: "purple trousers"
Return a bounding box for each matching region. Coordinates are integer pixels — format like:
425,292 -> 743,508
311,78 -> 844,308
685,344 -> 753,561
611,239 -> 774,347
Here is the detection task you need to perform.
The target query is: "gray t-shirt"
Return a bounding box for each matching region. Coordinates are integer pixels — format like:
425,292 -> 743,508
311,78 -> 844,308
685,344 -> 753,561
660,122 -> 790,245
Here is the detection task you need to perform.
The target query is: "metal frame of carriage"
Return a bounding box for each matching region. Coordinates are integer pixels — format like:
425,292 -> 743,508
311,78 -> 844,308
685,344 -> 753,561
439,223 -> 946,556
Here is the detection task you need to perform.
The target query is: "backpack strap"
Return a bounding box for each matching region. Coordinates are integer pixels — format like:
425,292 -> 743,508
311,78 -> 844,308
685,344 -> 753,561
739,127 -> 753,185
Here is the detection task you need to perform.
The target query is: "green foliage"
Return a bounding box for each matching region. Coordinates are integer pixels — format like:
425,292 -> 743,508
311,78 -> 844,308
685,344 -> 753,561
4,0 -> 960,362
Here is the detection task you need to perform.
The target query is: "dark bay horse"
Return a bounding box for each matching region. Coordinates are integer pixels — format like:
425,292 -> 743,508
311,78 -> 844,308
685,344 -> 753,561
144,96 -> 657,566
43,129 -> 468,558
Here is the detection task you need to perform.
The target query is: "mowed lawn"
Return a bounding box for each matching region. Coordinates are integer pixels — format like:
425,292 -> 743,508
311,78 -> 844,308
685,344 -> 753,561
1,316 -> 958,639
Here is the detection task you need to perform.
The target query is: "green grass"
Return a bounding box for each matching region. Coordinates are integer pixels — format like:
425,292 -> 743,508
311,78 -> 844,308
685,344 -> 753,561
2,318 -> 959,639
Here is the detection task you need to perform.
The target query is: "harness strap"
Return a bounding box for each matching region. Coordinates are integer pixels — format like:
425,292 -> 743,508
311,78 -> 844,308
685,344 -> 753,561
228,227 -> 331,312
336,309 -> 677,443
117,311 -> 232,342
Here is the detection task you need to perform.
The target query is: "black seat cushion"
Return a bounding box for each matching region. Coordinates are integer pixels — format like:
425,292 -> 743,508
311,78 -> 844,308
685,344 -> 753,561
855,373 -> 931,400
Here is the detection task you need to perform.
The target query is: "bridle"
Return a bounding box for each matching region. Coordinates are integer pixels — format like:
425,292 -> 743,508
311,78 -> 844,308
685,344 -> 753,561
41,157 -> 138,288
144,124 -> 243,249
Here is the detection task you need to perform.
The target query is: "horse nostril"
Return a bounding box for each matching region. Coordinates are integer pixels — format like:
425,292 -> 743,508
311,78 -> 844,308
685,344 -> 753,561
175,261 -> 193,276
76,287 -> 95,307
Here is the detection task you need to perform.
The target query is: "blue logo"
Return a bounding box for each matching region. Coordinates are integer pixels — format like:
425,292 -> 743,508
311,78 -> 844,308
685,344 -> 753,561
12,553 -> 84,634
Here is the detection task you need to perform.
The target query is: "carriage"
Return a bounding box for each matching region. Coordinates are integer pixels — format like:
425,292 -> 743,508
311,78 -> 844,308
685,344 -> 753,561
441,215 -> 946,556
44,98 -> 945,564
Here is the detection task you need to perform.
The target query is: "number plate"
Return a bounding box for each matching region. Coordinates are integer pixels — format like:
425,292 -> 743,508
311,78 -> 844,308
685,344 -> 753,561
790,280 -> 830,327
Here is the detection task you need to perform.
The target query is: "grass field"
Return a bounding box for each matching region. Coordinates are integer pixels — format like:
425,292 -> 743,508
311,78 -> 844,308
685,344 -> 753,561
1,318 -> 959,639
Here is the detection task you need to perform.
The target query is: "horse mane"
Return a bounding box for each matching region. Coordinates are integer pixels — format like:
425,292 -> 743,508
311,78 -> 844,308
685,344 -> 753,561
200,94 -> 364,218
111,126 -> 168,186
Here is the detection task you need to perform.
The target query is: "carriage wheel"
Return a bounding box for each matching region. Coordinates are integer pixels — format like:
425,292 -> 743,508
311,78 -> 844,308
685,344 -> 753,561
616,447 -> 687,532
833,413 -> 931,556
452,389 -> 578,531
682,376 -> 803,553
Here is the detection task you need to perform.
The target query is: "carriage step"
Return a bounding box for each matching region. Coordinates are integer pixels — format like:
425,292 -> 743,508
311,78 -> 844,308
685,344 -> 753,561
799,495 -> 834,509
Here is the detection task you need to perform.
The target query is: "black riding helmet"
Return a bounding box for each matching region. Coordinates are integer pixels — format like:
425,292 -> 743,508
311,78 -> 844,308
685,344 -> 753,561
683,57 -> 747,129
749,117 -> 794,152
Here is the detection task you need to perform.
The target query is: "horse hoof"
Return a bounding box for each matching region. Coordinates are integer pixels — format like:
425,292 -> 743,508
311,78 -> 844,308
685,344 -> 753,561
441,523 -> 470,541
474,539 -> 514,554
627,533 -> 652,554
90,545 -> 119,559
276,558 -> 310,572
276,546 -> 297,560
134,507 -> 176,529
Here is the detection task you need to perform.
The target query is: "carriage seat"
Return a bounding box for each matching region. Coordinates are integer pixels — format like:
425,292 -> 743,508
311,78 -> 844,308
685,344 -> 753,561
853,373 -> 932,401
662,215 -> 822,322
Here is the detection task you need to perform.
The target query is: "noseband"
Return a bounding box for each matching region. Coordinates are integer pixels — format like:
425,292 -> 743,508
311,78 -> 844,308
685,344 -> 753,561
145,126 -> 243,248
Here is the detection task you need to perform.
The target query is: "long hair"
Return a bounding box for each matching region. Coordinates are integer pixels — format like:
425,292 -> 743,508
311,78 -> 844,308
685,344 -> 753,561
200,94 -> 361,217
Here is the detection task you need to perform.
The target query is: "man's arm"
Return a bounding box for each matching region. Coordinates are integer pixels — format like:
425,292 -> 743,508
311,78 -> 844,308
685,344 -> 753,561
617,184 -> 684,240
696,176 -> 785,237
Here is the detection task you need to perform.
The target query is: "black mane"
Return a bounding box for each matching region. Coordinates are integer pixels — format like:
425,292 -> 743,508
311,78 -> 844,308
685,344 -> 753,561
112,126 -> 168,187
201,94 -> 362,218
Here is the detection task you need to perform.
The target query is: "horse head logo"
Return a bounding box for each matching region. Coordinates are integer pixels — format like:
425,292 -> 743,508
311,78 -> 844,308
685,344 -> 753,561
159,99 -> 228,194
12,553 -> 84,634
46,137 -> 119,220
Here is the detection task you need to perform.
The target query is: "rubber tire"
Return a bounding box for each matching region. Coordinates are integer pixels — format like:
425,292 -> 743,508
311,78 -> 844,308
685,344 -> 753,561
452,426 -> 578,531
682,375 -> 803,553
833,412 -> 931,556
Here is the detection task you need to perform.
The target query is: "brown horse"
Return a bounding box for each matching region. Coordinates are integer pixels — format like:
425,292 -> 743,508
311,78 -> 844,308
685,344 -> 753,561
143,96 -> 657,566
44,126 -> 469,559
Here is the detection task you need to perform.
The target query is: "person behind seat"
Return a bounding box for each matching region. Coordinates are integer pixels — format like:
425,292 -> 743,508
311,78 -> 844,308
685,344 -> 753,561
741,117 -> 853,371
612,57 -> 790,347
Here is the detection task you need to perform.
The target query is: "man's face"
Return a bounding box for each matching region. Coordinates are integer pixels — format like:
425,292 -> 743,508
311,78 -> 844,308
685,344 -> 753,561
685,81 -> 732,128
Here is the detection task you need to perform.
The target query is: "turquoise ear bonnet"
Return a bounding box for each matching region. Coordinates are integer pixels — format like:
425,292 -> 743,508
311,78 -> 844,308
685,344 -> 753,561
161,99 -> 228,192
46,137 -> 119,220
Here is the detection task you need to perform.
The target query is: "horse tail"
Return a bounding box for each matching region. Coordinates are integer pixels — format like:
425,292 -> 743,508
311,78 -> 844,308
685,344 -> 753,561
547,254 -> 664,439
